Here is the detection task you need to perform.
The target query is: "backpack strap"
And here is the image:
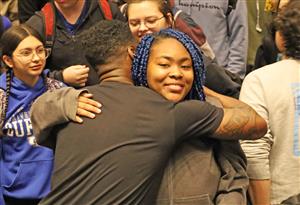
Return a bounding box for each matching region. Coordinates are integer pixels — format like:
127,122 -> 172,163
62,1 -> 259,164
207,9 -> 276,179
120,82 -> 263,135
40,0 -> 112,55
172,8 -> 182,21
172,7 -> 206,47
99,0 -> 113,20
119,3 -> 127,16
41,2 -> 56,55
226,0 -> 238,16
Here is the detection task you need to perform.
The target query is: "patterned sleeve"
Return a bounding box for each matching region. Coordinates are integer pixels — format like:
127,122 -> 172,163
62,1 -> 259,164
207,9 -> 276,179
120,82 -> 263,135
45,77 -> 65,91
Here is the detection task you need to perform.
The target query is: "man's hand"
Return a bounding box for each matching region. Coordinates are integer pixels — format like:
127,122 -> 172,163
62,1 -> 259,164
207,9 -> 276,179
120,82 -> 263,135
62,65 -> 89,87
75,92 -> 102,123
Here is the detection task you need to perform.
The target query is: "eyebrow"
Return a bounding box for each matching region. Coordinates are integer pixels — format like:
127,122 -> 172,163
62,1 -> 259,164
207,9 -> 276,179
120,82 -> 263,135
18,45 -> 44,51
129,15 -> 160,21
156,56 -> 192,62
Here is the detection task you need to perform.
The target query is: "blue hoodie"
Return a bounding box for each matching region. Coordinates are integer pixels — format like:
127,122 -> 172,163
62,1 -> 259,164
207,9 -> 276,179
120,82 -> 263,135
1,16 -> 11,30
0,71 -> 62,202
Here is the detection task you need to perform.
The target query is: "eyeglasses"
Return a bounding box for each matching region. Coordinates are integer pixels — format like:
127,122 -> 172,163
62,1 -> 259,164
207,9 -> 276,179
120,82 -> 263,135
129,16 -> 165,29
14,47 -> 49,62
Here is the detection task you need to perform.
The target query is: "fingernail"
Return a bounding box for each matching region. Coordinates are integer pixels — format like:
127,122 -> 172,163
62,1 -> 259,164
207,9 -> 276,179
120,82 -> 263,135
78,118 -> 83,123
90,113 -> 96,118
98,103 -> 102,107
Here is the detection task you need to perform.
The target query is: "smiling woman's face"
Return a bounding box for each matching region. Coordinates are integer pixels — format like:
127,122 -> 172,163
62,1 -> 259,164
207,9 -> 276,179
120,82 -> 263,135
147,38 -> 194,102
3,36 -> 46,85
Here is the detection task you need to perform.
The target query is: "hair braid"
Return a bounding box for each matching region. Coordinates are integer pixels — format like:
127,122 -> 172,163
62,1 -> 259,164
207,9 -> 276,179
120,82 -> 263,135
132,28 -> 206,101
1,70 -> 11,127
132,34 -> 155,87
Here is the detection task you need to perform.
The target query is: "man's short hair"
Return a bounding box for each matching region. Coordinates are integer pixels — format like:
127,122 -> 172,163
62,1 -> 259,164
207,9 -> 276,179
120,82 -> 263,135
80,20 -> 136,68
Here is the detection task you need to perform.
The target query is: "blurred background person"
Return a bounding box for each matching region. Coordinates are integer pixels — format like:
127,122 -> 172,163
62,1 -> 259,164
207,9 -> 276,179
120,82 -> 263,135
175,0 -> 248,78
0,0 -> 19,25
240,1 -> 300,204
18,0 -> 49,23
0,24 -> 62,205
25,0 -> 125,87
251,0 -> 292,72
0,14 -> 12,74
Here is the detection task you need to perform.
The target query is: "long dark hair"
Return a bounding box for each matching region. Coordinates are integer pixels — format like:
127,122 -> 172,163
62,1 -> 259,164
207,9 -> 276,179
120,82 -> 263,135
0,25 -> 44,131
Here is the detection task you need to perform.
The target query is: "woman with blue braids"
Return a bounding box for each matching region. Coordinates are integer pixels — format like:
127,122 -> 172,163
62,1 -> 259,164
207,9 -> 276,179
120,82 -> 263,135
132,28 -> 249,204
132,28 -> 206,102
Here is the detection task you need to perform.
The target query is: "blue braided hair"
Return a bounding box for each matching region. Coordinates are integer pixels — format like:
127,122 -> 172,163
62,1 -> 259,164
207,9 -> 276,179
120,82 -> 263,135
132,28 -> 206,101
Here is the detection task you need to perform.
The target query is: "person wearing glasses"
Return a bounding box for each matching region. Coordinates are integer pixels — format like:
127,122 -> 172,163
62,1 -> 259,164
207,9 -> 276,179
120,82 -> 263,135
126,0 -> 241,99
126,0 -> 214,61
0,24 -> 60,205
0,24 -> 101,205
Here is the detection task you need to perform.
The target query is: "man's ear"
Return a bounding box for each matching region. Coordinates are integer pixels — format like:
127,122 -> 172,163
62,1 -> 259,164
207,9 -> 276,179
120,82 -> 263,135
2,55 -> 13,68
127,45 -> 136,60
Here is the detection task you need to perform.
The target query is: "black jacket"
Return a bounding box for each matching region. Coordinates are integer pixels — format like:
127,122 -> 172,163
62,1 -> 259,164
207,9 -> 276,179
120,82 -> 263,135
26,1 -> 125,86
18,0 -> 49,23
204,56 -> 241,99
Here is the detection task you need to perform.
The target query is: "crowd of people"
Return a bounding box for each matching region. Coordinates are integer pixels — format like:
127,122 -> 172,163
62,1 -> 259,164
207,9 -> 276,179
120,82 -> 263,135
0,0 -> 299,205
